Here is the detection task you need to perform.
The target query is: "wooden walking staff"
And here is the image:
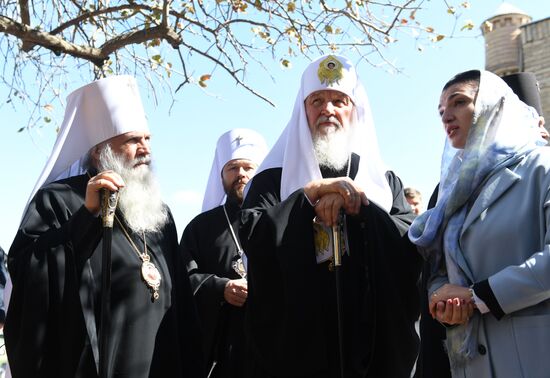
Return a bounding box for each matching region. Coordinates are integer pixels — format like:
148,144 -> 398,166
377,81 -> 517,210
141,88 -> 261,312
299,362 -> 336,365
99,189 -> 119,378
332,210 -> 345,378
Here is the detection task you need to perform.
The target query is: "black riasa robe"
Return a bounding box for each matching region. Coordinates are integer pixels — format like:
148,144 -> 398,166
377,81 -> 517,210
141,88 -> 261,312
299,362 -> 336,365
414,184 -> 451,378
179,198 -> 246,378
239,156 -> 421,378
5,173 -> 204,378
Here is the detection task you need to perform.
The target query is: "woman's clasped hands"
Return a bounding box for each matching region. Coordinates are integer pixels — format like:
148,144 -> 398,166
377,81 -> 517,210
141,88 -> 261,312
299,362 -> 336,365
429,283 -> 475,325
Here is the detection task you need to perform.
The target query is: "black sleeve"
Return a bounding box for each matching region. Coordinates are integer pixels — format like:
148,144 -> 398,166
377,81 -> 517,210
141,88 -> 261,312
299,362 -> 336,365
353,171 -> 422,376
152,209 -> 206,377
0,247 -> 6,323
9,186 -> 102,279
5,180 -> 102,378
178,219 -> 229,300
386,170 -> 416,233
357,171 -> 422,319
357,171 -> 416,235
241,168 -> 316,262
473,279 -> 505,320
239,170 -> 327,375
242,168 -> 283,211
415,182 -> 452,378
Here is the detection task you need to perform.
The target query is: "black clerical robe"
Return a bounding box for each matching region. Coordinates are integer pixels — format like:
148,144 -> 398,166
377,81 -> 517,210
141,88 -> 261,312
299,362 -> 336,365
180,199 -> 246,378
0,246 -> 6,323
240,156 -> 421,378
414,184 -> 451,378
5,173 -> 204,378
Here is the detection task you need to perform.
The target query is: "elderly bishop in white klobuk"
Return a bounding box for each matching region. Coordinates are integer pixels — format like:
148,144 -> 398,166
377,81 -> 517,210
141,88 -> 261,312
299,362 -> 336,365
180,128 -> 268,378
239,55 -> 422,378
5,76 -> 203,378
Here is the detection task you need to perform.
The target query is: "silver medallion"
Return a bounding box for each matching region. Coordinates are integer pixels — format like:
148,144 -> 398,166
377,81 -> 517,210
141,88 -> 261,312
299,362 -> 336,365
141,260 -> 161,302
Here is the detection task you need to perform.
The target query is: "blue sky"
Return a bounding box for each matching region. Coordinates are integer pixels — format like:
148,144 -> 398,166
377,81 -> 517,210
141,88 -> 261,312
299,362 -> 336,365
1,1 -> 548,249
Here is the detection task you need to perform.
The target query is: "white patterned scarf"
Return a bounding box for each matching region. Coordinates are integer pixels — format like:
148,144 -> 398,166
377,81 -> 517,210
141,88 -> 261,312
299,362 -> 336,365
409,70 -> 545,367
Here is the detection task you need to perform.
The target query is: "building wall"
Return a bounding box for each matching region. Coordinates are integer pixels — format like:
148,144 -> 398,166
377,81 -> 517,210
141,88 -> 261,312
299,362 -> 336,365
482,13 -> 532,76
521,17 -> 550,119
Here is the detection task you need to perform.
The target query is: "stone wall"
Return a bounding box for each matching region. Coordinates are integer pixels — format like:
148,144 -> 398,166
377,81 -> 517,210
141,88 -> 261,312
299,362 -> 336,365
521,17 -> 550,119
482,13 -> 532,76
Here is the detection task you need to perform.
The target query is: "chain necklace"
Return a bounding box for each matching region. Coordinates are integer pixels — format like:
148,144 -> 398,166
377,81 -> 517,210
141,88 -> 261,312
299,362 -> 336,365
222,205 -> 247,279
115,215 -> 161,302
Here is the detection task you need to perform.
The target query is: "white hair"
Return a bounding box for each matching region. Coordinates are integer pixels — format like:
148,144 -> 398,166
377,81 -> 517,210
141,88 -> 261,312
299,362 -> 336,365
98,145 -> 168,234
311,109 -> 357,171
312,128 -> 350,171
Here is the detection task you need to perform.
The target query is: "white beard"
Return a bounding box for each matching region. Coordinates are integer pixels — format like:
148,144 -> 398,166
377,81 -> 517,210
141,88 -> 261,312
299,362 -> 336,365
312,124 -> 352,171
98,145 -> 168,234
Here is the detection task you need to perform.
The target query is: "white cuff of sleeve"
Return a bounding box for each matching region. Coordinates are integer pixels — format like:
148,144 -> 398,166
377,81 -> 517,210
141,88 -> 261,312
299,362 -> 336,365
304,192 -> 317,207
471,288 -> 490,314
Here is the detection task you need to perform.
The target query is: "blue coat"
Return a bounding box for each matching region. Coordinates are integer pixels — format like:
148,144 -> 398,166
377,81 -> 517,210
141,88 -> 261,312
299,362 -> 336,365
445,147 -> 550,378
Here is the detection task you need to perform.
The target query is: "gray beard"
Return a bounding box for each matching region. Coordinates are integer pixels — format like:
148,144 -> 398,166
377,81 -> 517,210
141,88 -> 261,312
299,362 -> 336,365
97,145 -> 168,234
312,128 -> 351,171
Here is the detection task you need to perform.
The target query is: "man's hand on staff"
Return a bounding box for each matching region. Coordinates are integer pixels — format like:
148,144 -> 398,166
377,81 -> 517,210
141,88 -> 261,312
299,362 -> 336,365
313,193 -> 345,227
224,278 -> 248,307
304,177 -> 369,224
85,170 -> 125,214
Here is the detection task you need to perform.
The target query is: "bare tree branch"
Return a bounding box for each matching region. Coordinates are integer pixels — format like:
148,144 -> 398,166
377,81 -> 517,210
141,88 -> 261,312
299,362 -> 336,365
101,24 -> 181,57
0,15 -> 104,62
0,0 -> 473,132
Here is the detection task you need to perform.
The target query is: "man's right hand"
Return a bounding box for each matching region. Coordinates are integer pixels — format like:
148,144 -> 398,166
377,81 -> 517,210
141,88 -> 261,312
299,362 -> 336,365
304,177 -> 369,222
224,278 -> 248,307
313,193 -> 346,227
85,170 -> 125,215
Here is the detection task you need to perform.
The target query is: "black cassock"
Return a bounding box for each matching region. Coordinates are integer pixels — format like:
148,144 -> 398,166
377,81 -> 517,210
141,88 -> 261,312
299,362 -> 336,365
5,173 -> 204,378
240,155 -> 422,378
179,198 -> 246,378
414,184 -> 451,378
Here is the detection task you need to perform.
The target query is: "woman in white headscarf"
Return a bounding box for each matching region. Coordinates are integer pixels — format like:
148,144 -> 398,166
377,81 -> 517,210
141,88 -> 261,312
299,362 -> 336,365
409,69 -> 550,377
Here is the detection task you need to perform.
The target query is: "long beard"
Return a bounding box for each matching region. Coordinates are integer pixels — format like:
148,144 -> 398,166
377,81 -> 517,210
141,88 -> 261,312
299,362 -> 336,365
312,123 -> 352,171
98,145 -> 168,234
